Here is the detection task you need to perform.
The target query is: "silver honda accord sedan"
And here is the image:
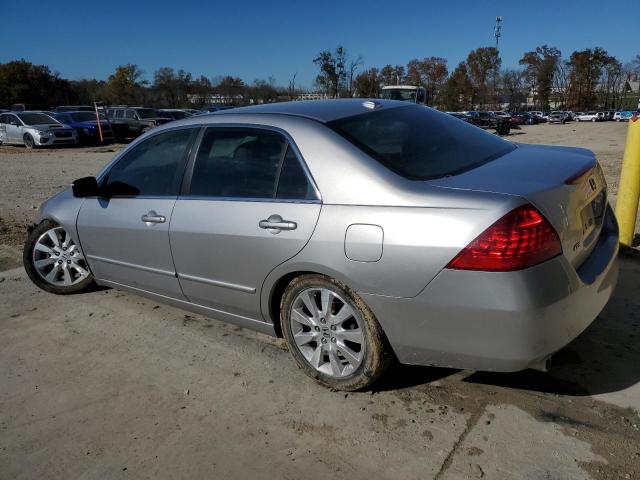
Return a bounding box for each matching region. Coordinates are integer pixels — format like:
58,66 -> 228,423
23,99 -> 619,390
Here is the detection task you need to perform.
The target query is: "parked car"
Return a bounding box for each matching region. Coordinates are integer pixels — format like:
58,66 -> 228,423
489,111 -> 511,120
509,114 -> 524,126
200,105 -> 235,113
548,111 -> 570,124
157,109 -> 194,120
53,111 -> 117,144
106,107 -> 173,137
465,111 -> 511,135
0,111 -> 78,148
446,112 -> 472,123
613,111 -> 634,122
53,105 -> 96,113
575,111 -> 604,122
22,99 -> 618,391
513,112 -> 539,125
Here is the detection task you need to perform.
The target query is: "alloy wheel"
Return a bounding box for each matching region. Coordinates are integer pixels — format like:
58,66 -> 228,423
289,287 -> 366,378
32,226 -> 90,286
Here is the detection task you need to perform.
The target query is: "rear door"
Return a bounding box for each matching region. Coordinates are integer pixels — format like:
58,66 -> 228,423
77,127 -> 198,298
170,127 -> 321,320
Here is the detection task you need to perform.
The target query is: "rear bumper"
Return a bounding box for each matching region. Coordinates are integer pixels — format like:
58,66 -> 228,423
363,206 -> 619,372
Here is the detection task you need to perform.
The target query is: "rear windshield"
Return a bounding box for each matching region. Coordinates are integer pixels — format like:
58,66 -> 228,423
327,105 -> 516,181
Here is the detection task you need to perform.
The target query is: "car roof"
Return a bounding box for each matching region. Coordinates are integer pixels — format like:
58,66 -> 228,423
211,99 -> 409,123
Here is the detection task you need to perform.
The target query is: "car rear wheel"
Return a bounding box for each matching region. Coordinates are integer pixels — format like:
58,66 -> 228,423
23,133 -> 36,149
23,220 -> 94,295
281,274 -> 392,391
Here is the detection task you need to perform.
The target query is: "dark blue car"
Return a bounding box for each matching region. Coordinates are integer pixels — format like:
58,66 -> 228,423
52,111 -> 117,144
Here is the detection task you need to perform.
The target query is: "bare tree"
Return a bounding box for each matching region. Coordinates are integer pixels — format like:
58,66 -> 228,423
288,72 -> 297,98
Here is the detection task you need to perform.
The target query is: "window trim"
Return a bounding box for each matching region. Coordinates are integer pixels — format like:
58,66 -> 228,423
180,124 -> 321,203
99,125 -> 201,199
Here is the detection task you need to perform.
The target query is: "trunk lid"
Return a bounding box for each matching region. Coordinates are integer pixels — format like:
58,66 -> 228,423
428,143 -> 607,269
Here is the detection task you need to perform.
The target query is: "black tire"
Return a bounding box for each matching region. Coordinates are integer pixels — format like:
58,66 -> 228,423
23,220 -> 95,295
281,274 -> 393,391
23,133 -> 36,149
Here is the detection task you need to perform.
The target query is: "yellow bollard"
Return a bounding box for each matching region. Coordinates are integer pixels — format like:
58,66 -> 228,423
615,115 -> 640,246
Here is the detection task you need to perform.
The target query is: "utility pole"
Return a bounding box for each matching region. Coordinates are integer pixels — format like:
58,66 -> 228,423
493,16 -> 502,109
494,16 -> 502,51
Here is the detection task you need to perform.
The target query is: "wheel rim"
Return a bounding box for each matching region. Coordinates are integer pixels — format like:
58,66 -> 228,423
32,226 -> 90,286
24,135 -> 33,148
289,287 -> 366,378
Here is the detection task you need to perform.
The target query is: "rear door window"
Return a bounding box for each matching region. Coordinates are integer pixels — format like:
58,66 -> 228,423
188,128 -> 286,198
327,105 -> 515,180
276,147 -> 317,200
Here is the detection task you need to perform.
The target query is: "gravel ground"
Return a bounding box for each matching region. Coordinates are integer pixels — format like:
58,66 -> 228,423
1,122 -> 639,480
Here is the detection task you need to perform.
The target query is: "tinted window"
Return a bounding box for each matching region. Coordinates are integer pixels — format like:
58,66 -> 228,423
17,113 -> 57,125
115,110 -> 124,119
189,128 -> 286,198
105,128 -> 195,196
137,108 -> 160,119
327,105 -> 516,181
125,109 -> 135,119
276,147 -> 316,200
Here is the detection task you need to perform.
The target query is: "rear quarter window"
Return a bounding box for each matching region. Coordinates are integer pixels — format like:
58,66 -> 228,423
327,105 -> 515,180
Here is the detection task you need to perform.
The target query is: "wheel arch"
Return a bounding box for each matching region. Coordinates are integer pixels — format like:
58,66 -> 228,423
261,262 -> 357,338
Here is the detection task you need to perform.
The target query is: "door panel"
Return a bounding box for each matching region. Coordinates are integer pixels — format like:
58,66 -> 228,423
77,198 -> 184,298
170,200 -> 321,319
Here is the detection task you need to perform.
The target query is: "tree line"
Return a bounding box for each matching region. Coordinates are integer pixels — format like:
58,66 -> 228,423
1,45 -> 639,111
319,45 -> 640,111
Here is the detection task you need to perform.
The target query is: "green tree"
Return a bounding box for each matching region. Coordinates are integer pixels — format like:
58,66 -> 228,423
441,62 -> 473,111
466,47 -> 501,108
152,67 -> 192,107
0,59 -> 73,107
106,64 -> 146,104
353,68 -> 381,97
519,46 -> 561,110
566,48 -> 611,110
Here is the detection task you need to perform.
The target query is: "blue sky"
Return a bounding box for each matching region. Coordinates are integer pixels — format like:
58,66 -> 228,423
1,0 -> 637,88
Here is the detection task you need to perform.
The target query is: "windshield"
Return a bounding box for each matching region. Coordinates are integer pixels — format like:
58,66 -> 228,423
327,105 -> 516,181
381,89 -> 417,102
17,113 -> 58,125
137,108 -> 162,118
69,112 -> 105,122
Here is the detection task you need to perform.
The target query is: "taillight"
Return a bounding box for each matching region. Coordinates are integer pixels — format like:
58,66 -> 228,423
446,204 -> 562,271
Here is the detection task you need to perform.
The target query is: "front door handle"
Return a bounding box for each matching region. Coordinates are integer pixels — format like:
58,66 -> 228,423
141,211 -> 166,224
259,214 -> 297,234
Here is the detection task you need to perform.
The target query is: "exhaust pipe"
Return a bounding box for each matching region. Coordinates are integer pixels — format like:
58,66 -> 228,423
529,356 -> 552,372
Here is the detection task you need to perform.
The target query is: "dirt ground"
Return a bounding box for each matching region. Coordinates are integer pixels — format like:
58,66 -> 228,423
1,122 -> 639,480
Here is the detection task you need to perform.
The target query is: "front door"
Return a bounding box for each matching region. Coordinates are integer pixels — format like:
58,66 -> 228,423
170,127 -> 321,320
5,114 -> 23,143
77,127 -> 198,298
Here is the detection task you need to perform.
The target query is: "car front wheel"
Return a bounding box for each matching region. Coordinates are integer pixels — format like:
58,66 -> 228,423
281,274 -> 392,391
23,220 -> 94,294
23,133 -> 36,149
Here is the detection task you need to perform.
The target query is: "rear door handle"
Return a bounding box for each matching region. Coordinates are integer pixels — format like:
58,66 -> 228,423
259,214 -> 297,233
141,211 -> 166,224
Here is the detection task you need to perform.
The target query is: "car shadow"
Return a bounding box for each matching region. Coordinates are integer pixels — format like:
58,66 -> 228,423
374,255 -> 640,398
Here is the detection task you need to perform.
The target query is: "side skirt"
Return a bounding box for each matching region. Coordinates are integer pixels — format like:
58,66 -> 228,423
96,278 -> 277,337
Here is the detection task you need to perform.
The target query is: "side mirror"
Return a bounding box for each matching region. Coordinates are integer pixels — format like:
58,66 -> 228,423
72,176 -> 100,198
